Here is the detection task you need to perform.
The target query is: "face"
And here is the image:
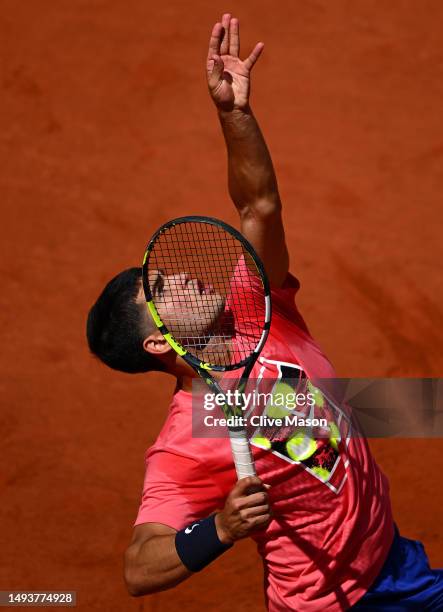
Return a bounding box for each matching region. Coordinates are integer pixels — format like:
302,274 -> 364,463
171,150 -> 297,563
147,269 -> 226,340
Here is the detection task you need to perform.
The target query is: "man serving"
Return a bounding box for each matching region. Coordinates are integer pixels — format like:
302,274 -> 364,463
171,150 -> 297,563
87,14 -> 443,611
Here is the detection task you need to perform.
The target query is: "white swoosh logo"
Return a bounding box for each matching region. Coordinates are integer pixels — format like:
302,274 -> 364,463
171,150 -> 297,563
184,523 -> 200,534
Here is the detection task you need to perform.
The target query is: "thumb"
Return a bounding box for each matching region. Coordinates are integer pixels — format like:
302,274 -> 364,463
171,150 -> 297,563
207,54 -> 224,90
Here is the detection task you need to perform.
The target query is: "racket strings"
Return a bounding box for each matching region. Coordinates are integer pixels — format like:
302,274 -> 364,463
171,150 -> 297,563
146,221 -> 266,366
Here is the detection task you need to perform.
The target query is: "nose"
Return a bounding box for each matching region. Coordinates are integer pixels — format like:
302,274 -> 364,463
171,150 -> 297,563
167,272 -> 189,290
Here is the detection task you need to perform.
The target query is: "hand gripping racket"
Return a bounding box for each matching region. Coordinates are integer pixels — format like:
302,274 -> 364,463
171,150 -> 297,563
142,216 -> 272,479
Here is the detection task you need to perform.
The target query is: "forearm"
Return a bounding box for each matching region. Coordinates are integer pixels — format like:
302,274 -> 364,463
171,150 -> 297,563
218,107 -> 281,213
125,534 -> 191,596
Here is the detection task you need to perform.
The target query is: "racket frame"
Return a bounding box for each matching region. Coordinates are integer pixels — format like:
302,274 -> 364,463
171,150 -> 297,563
142,215 -> 272,478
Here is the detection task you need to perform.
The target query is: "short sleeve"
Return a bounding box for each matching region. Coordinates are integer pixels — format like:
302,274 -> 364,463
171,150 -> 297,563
270,273 -> 310,335
227,260 -> 310,339
225,255 -> 266,326
134,448 -> 225,530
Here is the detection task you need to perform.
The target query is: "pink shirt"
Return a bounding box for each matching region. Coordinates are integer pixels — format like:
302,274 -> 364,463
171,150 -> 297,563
135,272 -> 394,611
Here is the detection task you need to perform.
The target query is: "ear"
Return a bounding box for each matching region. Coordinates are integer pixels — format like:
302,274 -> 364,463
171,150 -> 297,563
142,332 -> 172,356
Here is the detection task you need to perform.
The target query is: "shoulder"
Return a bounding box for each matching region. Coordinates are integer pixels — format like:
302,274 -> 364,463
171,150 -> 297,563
270,272 -> 309,335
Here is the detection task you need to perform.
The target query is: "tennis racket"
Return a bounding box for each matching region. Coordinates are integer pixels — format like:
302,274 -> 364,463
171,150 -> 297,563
142,216 -> 272,479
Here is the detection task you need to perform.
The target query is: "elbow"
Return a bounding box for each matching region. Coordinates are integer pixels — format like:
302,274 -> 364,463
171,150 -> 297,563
125,580 -> 142,598
124,546 -> 154,598
126,584 -> 149,599
124,567 -> 145,598
241,197 -> 282,221
124,567 -> 158,598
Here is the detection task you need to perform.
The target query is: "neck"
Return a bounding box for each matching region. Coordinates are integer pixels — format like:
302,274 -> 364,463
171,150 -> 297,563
173,361 -> 224,394
176,375 -> 195,394
169,335 -> 232,393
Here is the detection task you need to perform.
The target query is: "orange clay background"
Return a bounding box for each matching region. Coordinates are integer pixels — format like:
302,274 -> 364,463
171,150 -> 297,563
1,2 -> 442,610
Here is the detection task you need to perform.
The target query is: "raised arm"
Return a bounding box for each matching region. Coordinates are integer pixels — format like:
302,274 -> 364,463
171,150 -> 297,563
207,14 -> 289,287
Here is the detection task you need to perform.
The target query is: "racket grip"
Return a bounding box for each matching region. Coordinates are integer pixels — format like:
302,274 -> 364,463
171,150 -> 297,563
229,430 -> 257,479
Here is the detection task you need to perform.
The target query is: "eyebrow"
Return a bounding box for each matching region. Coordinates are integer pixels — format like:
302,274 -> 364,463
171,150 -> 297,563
152,269 -> 164,297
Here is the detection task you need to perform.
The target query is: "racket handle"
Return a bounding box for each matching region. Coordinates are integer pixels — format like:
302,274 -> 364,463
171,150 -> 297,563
229,430 -> 257,479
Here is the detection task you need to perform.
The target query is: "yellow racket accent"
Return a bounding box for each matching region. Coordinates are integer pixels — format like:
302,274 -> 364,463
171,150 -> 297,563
199,362 -> 213,370
146,301 -> 163,328
163,333 -> 186,356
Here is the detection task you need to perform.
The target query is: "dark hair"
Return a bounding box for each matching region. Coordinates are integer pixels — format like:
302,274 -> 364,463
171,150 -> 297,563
86,267 -> 164,374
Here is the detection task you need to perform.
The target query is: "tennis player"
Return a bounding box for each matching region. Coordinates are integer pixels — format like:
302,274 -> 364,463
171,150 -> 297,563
87,15 -> 443,611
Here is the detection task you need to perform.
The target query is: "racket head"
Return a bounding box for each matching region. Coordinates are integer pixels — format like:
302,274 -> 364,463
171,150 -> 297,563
142,216 -> 271,371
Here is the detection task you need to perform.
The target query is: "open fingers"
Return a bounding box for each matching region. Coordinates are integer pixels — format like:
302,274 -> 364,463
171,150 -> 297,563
229,18 -> 239,56
207,54 -> 224,90
208,22 -> 223,59
244,41 -> 264,71
220,13 -> 231,55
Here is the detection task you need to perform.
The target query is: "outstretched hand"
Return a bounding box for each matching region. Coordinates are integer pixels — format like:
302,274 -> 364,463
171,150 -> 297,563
207,14 -> 264,112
